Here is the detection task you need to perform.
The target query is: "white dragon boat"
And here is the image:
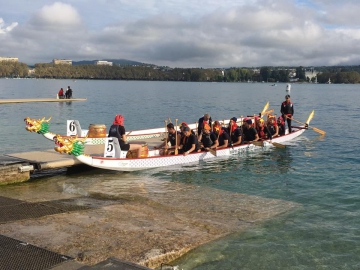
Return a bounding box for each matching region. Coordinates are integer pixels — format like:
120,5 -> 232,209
52,112 -> 316,172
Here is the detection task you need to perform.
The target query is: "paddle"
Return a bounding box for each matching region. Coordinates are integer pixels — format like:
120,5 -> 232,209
261,109 -> 274,117
164,120 -> 168,154
260,101 -> 270,116
271,142 -> 286,148
175,119 -> 178,155
290,110 -> 326,135
251,141 -> 263,147
208,148 -> 217,156
252,140 -> 286,148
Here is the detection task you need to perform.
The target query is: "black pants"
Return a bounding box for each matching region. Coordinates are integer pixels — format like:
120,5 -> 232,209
286,118 -> 292,133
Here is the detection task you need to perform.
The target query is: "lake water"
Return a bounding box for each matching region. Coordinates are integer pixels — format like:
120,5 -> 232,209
0,79 -> 359,269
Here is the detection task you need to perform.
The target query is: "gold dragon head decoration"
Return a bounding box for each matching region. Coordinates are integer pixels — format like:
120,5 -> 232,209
24,116 -> 52,134
53,134 -> 87,156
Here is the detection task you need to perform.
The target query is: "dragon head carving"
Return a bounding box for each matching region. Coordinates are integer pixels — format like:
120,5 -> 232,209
53,134 -> 87,156
24,116 -> 52,134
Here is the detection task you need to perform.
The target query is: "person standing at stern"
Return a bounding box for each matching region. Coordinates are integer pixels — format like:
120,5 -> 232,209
281,94 -> 294,133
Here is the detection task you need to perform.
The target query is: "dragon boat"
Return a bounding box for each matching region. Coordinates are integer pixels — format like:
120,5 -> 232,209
51,111 -> 315,172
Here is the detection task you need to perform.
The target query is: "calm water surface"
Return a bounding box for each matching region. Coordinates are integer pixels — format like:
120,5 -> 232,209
0,79 -> 359,269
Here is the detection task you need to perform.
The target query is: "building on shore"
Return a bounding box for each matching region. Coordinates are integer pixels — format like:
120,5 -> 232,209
95,60 -> 113,66
0,57 -> 19,62
53,59 -> 72,65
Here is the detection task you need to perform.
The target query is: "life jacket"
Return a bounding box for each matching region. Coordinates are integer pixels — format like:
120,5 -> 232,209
281,101 -> 293,115
278,116 -> 285,125
257,126 -> 265,139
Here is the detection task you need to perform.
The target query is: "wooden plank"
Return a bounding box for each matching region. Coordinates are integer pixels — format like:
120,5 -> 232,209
5,145 -> 104,170
0,98 -> 87,104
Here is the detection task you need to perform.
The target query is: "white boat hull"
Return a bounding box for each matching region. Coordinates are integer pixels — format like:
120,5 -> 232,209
75,128 -> 305,172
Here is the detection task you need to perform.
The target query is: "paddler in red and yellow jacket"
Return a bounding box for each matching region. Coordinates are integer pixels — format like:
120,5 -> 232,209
280,94 -> 294,133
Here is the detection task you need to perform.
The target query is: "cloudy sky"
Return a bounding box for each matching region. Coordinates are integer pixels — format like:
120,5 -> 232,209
1,0 -> 360,67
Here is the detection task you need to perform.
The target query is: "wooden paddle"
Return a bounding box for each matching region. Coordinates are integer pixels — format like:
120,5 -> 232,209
208,148 -> 217,156
164,120 -> 168,153
252,140 -> 286,148
251,141 -> 263,147
175,119 -> 178,155
290,110 -> 326,135
271,142 -> 286,148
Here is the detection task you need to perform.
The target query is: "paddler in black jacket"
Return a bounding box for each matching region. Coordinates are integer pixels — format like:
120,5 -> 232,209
281,94 -> 294,133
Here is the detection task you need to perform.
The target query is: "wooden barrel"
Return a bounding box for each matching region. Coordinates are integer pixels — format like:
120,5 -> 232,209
87,124 -> 107,138
139,144 -> 148,158
126,145 -> 148,158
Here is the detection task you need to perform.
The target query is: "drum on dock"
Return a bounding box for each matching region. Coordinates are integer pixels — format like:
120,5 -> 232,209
87,124 -> 107,138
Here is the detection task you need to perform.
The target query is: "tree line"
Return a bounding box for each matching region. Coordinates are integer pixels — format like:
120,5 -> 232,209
0,62 -> 29,77
1,61 -> 360,83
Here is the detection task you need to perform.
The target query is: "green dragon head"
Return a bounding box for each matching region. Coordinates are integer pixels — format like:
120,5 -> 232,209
24,116 -> 52,134
53,134 -> 87,156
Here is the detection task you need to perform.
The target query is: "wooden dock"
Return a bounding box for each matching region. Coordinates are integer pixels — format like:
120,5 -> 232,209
0,98 -> 87,104
0,145 -> 103,185
0,137 -> 162,185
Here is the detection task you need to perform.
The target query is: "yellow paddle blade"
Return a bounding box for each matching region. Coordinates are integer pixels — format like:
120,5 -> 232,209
312,126 -> 326,135
261,102 -> 270,115
306,110 -> 315,125
262,109 -> 274,117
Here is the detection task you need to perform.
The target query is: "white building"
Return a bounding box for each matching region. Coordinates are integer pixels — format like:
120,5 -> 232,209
53,59 -> 72,65
95,60 -> 113,66
0,57 -> 18,62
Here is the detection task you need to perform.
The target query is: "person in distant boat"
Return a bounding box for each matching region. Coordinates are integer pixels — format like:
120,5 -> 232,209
178,126 -> 199,156
267,114 -> 279,137
281,94 -> 294,133
58,88 -> 64,99
66,86 -> 73,99
256,118 -> 272,140
198,124 -> 217,151
243,119 -> 259,143
227,117 -> 242,146
108,114 -> 142,157
212,121 -> 229,149
154,123 -> 180,155
197,113 -> 212,138
277,116 -> 286,136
